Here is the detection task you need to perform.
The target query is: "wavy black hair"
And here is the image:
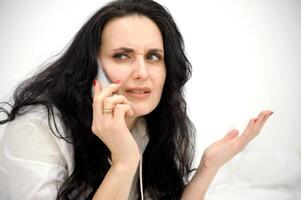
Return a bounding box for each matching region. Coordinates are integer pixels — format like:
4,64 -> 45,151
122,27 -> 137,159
0,0 -> 195,199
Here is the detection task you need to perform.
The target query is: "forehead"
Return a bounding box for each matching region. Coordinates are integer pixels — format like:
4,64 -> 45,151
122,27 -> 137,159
100,15 -> 163,50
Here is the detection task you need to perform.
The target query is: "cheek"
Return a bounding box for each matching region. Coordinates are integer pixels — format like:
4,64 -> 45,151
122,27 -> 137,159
101,58 -> 131,83
155,68 -> 166,90
106,68 -> 131,83
149,69 -> 166,104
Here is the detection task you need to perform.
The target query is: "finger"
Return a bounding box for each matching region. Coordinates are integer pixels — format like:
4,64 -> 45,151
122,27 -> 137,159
100,83 -> 122,98
243,118 -> 257,138
243,111 -> 270,139
93,80 -> 102,98
253,110 -> 273,135
103,95 -> 132,109
222,129 -> 239,142
103,95 -> 133,118
93,82 -> 122,114
236,118 -> 257,148
114,104 -> 134,121
92,80 -> 104,119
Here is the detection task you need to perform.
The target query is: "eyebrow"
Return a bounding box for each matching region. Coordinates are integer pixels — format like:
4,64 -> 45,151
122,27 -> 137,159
112,47 -> 164,54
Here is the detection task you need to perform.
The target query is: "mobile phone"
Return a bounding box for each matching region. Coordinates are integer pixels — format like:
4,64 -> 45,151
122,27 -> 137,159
96,57 -> 112,87
91,58 -> 113,97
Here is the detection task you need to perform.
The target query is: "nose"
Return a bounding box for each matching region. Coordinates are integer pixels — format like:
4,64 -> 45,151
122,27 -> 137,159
131,56 -> 149,80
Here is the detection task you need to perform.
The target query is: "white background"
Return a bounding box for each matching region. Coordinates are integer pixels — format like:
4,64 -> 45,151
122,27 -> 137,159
0,0 -> 300,199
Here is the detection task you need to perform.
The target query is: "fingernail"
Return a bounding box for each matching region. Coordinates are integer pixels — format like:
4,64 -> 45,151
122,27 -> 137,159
269,111 -> 274,116
93,80 -> 96,86
114,80 -> 120,84
254,118 -> 257,123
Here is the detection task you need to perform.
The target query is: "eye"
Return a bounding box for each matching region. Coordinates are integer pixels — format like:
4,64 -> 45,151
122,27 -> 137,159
113,53 -> 129,60
146,53 -> 161,61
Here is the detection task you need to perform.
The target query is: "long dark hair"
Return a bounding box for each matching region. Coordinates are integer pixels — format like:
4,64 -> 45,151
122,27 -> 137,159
0,0 -> 195,199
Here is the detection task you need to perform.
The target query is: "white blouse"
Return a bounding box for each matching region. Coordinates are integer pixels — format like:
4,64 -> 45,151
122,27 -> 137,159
0,106 -> 150,200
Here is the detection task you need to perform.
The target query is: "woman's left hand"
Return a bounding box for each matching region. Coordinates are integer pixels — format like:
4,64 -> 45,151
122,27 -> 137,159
181,110 -> 274,200
200,110 -> 273,172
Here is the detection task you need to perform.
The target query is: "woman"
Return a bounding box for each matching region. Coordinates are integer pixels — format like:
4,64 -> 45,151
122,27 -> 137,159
0,0 -> 273,199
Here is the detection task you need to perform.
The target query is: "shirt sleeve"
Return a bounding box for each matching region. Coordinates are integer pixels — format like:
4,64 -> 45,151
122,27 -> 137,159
0,108 -> 71,200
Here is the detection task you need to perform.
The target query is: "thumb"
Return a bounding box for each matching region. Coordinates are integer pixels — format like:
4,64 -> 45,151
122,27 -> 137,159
222,129 -> 239,141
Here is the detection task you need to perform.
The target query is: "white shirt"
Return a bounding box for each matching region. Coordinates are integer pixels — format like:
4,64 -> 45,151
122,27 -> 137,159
0,106 -> 150,199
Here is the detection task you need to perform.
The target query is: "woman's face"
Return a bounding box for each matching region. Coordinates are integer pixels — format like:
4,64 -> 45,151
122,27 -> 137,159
99,15 -> 166,117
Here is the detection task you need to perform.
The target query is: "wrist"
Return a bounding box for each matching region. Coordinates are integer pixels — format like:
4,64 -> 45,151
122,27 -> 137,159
189,157 -> 219,186
198,155 -> 219,174
111,151 -> 141,168
111,161 -> 139,175
181,164 -> 218,200
112,152 -> 140,169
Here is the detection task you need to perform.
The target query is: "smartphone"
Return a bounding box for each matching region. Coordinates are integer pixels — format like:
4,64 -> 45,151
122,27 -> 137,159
91,58 -> 113,97
96,57 -> 112,87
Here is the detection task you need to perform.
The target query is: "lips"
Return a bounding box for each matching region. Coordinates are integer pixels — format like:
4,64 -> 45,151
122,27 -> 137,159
125,87 -> 151,99
125,87 -> 151,94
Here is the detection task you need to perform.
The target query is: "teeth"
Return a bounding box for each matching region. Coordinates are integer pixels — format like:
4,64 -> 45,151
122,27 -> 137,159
131,90 -> 145,94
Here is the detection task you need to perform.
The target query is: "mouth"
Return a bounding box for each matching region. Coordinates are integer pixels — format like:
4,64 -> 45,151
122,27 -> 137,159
125,87 -> 151,99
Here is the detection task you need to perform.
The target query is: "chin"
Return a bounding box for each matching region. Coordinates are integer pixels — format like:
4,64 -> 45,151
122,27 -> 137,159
133,109 -> 152,117
132,104 -> 157,117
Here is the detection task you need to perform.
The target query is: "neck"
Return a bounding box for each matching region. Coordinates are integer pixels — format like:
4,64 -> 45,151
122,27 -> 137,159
126,116 -> 140,130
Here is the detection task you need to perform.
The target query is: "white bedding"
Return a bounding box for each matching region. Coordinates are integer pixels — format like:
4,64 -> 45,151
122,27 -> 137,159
206,148 -> 301,200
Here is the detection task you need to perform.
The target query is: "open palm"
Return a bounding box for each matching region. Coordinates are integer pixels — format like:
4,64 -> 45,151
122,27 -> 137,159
201,110 -> 273,170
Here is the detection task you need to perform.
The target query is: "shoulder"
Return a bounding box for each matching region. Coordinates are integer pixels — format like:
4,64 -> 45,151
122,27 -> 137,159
0,105 -> 74,199
0,105 -> 74,170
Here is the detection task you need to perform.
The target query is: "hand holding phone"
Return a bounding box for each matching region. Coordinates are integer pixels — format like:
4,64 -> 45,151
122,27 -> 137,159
91,58 -> 113,97
96,58 -> 112,87
90,58 -> 138,172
